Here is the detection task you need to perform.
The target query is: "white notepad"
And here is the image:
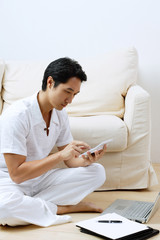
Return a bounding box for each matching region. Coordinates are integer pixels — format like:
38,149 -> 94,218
76,213 -> 148,239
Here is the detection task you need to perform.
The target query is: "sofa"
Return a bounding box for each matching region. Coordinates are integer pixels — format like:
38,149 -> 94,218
0,47 -> 158,190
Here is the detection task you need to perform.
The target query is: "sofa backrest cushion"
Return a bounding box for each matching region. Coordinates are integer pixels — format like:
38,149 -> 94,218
66,47 -> 138,118
1,47 -> 137,118
2,61 -> 50,112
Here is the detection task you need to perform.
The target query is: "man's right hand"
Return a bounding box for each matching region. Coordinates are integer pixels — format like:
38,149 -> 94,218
58,141 -> 90,161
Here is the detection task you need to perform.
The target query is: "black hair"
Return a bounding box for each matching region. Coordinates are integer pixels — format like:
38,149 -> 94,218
42,57 -> 87,90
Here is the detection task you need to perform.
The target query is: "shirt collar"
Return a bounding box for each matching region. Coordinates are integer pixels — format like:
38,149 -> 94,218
50,108 -> 59,125
30,92 -> 59,126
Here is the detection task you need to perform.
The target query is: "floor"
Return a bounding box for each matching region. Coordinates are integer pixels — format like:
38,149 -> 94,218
1,163 -> 160,240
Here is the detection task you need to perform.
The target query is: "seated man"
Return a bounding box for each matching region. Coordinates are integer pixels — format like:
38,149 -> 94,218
0,58 -> 106,227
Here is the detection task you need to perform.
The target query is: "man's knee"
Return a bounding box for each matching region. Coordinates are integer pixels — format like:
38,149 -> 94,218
0,205 -> 11,225
0,192 -> 23,226
89,163 -> 106,186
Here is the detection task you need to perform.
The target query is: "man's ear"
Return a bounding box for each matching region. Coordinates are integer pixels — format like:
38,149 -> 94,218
47,76 -> 55,88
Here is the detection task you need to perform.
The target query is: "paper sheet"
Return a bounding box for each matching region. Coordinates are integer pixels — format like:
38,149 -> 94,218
76,213 -> 148,239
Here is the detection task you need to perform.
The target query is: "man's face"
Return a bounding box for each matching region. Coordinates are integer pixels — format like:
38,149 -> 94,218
48,77 -> 81,110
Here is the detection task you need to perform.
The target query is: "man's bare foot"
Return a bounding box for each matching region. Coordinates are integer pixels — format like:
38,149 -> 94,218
57,201 -> 103,215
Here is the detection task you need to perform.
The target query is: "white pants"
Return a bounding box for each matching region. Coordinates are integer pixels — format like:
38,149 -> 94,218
0,163 -> 106,227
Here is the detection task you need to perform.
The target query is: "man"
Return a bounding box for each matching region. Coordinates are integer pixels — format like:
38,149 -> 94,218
0,58 -> 106,227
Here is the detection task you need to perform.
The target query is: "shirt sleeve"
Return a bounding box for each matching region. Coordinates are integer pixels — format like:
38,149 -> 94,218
55,111 -> 73,147
0,113 -> 28,156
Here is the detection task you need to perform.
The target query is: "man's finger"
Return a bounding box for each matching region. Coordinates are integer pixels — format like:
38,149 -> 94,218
72,140 -> 90,149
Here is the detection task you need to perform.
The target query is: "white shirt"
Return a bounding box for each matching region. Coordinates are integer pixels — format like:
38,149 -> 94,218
0,93 -> 73,171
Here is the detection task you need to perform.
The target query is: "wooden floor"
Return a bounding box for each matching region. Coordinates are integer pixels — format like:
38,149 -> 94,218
1,163 -> 160,240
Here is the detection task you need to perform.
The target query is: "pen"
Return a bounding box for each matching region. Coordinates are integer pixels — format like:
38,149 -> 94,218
98,220 -> 122,223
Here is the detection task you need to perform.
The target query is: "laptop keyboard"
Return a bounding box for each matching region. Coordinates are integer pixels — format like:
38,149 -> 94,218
122,201 -> 154,218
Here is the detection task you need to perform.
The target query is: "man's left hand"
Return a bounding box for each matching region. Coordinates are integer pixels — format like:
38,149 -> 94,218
81,144 -> 107,166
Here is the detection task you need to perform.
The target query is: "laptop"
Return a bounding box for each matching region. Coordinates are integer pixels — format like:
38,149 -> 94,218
101,192 -> 160,223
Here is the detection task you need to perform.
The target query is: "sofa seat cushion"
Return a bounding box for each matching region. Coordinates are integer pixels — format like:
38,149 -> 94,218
69,115 -> 127,152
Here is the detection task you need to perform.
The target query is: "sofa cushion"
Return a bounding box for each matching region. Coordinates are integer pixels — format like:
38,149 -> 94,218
69,115 -> 127,151
2,60 -> 50,112
2,47 -> 137,119
66,47 -> 138,118
0,60 -> 5,114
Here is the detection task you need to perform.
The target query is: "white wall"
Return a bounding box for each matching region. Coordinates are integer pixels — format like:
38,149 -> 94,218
0,0 -> 160,162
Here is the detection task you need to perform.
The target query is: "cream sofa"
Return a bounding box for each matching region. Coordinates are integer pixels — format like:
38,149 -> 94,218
0,47 -> 158,190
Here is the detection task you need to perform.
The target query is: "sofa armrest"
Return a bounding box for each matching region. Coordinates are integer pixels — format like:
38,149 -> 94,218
123,84 -> 158,187
124,84 -> 150,146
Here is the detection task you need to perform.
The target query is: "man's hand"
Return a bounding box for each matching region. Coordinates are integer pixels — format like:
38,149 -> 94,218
59,140 -> 90,161
81,144 -> 107,166
60,143 -> 107,168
